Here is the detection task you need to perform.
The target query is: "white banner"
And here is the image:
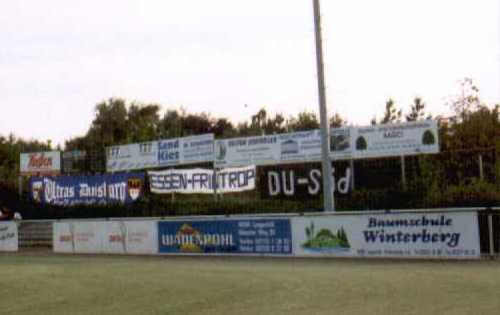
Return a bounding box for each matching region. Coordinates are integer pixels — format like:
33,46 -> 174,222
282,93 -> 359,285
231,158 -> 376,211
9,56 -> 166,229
53,221 -> 158,255
351,121 -> 439,159
0,222 -> 18,252
106,134 -> 214,172
292,212 -> 480,259
20,151 -> 61,176
149,165 -> 256,194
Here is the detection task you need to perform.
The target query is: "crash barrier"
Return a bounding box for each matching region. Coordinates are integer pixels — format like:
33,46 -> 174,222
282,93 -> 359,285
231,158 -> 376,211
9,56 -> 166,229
50,208 -> 500,260
0,222 -> 19,252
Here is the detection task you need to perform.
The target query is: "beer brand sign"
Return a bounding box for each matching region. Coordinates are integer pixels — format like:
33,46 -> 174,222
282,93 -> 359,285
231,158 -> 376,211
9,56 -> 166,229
20,151 -> 61,176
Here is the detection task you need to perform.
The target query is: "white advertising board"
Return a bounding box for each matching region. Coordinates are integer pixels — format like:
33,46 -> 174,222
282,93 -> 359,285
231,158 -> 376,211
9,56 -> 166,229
351,120 -> 439,159
0,222 -> 18,252
215,129 -> 352,168
292,212 -> 480,259
54,221 -> 158,255
20,151 -> 61,176
148,165 -> 256,194
106,141 -> 158,173
106,134 -> 214,172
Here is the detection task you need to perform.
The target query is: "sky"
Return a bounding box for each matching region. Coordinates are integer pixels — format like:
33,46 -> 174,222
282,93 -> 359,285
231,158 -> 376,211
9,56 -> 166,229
1,0 -> 498,146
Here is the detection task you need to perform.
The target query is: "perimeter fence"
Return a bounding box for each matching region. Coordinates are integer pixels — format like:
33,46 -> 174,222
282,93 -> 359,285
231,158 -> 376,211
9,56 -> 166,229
3,146 -> 497,220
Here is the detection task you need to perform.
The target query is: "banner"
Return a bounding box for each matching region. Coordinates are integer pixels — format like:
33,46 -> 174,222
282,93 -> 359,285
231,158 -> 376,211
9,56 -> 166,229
149,166 -> 256,194
0,222 -> 18,252
20,151 -> 61,176
30,173 -> 145,206
158,219 -> 292,255
214,129 -> 352,168
351,121 -> 439,159
261,163 -> 352,199
106,134 -> 214,172
292,212 -> 480,259
53,221 -> 158,255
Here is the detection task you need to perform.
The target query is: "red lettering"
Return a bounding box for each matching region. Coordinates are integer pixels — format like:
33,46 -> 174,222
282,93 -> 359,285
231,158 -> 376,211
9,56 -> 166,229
28,154 -> 53,169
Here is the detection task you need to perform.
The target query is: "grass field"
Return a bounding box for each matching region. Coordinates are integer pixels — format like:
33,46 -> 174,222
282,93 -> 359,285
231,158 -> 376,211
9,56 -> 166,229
0,254 -> 499,315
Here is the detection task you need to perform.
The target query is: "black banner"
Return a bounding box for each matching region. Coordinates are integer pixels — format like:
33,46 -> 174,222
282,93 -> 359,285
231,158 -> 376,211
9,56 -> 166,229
259,162 -> 352,200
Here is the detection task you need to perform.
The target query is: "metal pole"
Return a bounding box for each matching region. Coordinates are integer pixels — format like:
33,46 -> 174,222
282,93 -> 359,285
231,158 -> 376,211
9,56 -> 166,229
488,213 -> 495,258
18,176 -> 23,198
478,154 -> 484,181
313,0 -> 334,212
401,156 -> 407,190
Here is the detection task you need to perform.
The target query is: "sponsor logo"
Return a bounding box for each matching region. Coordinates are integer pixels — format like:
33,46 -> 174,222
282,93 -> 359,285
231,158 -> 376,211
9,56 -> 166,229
127,178 -> 143,201
161,223 -> 235,253
32,181 -> 44,202
28,153 -> 53,169
280,140 -> 299,155
302,222 -> 350,253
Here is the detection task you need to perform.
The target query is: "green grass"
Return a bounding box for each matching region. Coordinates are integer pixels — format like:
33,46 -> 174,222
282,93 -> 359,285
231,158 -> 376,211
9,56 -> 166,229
0,254 -> 499,315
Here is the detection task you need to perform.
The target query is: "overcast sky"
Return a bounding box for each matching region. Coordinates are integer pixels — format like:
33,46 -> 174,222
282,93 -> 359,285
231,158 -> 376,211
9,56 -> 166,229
1,0 -> 498,146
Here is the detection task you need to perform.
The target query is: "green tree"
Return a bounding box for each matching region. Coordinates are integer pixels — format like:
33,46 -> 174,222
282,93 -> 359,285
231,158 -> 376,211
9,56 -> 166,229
287,111 -> 320,131
406,97 -> 431,122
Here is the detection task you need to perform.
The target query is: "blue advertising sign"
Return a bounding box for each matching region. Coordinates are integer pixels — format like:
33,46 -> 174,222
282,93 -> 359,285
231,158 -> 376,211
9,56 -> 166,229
29,173 -> 145,206
158,219 -> 292,255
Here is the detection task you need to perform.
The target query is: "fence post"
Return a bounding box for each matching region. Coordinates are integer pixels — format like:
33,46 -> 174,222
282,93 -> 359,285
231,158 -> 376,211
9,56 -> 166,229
18,176 -> 23,198
478,154 -> 484,181
400,156 -> 407,190
349,159 -> 355,191
488,212 -> 495,259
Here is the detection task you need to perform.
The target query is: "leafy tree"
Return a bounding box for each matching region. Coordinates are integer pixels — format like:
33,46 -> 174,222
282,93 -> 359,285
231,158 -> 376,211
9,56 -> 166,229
287,111 -> 320,131
330,112 -> 347,128
127,103 -> 161,142
406,97 -> 431,122
381,99 -> 402,124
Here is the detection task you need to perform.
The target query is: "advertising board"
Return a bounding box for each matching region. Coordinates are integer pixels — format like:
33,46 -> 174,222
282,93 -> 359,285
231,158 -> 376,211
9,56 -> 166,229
0,222 -> 18,252
20,151 -> 61,176
54,221 -> 157,255
214,129 -> 352,168
351,120 -> 439,159
158,219 -> 292,255
292,212 -> 480,259
106,134 -> 214,172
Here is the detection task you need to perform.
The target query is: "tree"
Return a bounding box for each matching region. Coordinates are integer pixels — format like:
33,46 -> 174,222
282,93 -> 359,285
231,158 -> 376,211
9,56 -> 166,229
330,112 -> 347,128
211,118 -> 236,138
86,98 -> 129,147
158,109 -> 184,138
380,99 -> 402,124
127,103 -> 161,142
406,97 -> 431,122
287,111 -> 320,131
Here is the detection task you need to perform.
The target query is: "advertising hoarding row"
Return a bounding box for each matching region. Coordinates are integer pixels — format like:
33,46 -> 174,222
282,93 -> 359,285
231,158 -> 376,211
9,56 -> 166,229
0,222 -> 18,252
53,211 -> 480,259
99,121 -> 440,172
106,134 -> 214,173
148,165 -> 256,194
29,173 -> 145,206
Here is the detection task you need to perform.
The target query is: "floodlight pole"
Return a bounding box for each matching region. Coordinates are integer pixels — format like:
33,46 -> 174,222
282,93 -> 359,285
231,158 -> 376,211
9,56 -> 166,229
313,0 -> 335,212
